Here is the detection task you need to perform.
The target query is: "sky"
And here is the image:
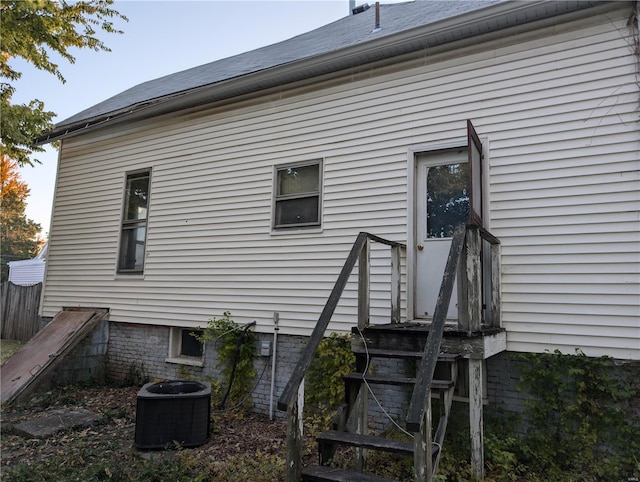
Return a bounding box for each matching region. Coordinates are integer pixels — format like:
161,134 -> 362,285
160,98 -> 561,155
13,0 -> 366,236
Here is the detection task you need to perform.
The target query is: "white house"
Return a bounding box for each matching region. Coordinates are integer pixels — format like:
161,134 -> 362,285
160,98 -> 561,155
36,0 -> 639,479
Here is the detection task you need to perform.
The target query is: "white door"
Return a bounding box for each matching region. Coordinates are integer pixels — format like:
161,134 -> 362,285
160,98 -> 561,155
415,148 -> 470,320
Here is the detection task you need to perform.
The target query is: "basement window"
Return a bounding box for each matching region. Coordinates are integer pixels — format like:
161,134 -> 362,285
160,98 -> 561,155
273,160 -> 322,229
166,328 -> 204,366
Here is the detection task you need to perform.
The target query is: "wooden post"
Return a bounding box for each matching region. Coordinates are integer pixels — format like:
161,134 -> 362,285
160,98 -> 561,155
469,359 -> 485,479
459,226 -> 482,332
358,237 -> 370,330
354,381 -> 369,472
391,244 -> 401,323
490,242 -> 501,328
414,396 -> 432,482
285,380 -> 304,482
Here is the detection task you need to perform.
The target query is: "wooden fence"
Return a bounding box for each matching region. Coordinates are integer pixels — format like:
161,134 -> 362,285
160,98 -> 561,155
0,282 -> 43,341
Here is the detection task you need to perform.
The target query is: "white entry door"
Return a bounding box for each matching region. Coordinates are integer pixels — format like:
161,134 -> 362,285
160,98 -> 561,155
415,148 -> 470,320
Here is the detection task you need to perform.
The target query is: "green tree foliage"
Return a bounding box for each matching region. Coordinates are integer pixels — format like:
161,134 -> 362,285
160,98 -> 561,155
0,0 -> 127,166
0,156 -> 42,281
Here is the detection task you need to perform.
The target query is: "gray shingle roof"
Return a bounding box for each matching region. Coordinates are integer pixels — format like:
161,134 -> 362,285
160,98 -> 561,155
58,1 -> 502,127
43,0 -> 605,142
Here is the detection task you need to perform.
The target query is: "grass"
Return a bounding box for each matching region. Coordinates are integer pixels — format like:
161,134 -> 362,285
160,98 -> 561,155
1,339 -> 24,364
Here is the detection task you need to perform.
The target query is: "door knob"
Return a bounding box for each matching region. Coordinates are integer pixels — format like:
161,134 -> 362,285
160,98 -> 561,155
417,244 -> 424,251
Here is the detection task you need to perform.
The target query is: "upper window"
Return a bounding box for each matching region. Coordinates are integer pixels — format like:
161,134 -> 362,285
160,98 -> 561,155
273,160 -> 322,229
118,170 -> 150,273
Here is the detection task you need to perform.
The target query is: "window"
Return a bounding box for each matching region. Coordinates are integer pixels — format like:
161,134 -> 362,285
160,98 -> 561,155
426,162 -> 470,238
273,160 -> 321,229
167,328 -> 204,366
180,329 -> 203,357
118,170 -> 150,273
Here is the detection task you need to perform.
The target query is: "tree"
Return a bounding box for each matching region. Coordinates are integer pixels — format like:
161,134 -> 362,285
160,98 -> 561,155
1,0 -> 127,166
0,156 -> 42,282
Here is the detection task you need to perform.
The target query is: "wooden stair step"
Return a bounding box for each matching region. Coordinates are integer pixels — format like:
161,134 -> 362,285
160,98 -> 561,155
302,465 -> 396,482
352,347 -> 461,362
316,430 -> 413,455
343,373 -> 454,390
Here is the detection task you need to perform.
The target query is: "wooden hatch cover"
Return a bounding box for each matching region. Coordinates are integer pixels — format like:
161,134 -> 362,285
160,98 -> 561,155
1,309 -> 107,405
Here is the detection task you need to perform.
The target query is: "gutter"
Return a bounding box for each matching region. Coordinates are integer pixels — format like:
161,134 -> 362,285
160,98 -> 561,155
34,0 -> 609,146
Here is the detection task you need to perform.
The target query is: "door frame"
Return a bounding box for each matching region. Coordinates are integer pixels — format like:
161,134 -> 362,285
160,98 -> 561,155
406,136 -> 490,322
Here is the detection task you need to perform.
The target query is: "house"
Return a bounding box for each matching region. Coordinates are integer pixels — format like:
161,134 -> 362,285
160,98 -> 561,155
7,242 -> 47,286
36,1 -> 639,480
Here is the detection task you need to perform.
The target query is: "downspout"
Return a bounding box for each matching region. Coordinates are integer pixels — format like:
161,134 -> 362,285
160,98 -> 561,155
269,311 -> 279,420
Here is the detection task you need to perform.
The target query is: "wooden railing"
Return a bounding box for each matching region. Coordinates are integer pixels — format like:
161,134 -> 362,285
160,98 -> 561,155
458,225 -> 502,332
277,232 -> 405,481
407,223 -> 501,480
406,225 -> 465,480
278,225 -> 500,481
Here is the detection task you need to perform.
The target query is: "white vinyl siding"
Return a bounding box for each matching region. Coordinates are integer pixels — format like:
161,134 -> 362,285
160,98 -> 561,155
44,7 -> 639,359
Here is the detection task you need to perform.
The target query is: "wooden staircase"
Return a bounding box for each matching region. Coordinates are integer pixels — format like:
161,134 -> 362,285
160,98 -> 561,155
302,325 -> 460,481
278,225 -> 502,481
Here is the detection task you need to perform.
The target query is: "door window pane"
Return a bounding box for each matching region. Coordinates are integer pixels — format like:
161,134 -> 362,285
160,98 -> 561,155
426,163 -> 469,238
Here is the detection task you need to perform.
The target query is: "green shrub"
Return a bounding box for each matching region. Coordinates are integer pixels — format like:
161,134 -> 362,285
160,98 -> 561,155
195,311 -> 256,409
516,350 -> 640,480
305,332 -> 355,412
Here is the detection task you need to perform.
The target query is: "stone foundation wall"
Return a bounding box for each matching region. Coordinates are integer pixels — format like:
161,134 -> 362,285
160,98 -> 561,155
105,322 -> 307,418
104,321 -> 638,436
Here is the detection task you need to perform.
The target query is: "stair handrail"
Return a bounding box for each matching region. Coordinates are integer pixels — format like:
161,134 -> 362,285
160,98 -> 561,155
278,231 -> 405,412
406,224 -> 467,433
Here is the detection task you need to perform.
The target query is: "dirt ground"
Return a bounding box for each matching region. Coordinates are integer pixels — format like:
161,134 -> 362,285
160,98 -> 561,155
0,385 -> 295,474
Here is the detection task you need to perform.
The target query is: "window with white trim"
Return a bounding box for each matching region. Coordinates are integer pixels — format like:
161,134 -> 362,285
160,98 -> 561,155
118,169 -> 150,273
273,160 -> 322,229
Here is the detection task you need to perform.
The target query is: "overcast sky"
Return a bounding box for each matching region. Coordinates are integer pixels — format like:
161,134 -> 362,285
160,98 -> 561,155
14,0 -> 366,236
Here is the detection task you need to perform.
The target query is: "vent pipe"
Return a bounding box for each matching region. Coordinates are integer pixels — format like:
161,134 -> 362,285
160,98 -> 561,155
372,2 -> 381,33
349,0 -> 356,15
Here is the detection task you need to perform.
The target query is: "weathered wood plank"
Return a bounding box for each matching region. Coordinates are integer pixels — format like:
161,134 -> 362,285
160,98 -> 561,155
316,430 -> 413,454
342,373 -> 454,390
469,359 -> 485,479
285,380 -> 304,482
490,242 -> 502,328
352,346 -> 460,361
390,245 -> 401,323
459,225 -> 482,333
279,233 -> 406,412
414,397 -> 432,482
406,225 -> 465,432
354,389 -> 369,471
278,232 -> 368,412
358,238 -> 370,330
302,465 -> 397,482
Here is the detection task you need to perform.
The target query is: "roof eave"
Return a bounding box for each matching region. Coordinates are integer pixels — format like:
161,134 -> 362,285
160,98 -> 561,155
35,0 -> 611,145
